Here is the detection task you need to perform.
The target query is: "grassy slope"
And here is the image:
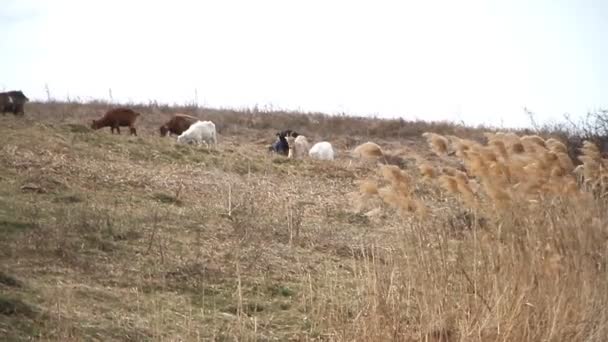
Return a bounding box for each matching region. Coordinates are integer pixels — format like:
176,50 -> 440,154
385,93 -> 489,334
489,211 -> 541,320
0,108 -> 420,340
0,104 -> 606,341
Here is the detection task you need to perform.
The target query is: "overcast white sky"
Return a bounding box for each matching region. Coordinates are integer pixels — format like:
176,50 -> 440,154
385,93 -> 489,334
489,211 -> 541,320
1,0 -> 607,128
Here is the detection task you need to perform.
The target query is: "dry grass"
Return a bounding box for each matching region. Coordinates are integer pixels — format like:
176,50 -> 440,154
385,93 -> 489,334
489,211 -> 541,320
0,101 -> 606,341
24,100 -> 498,144
351,131 -> 608,341
352,141 -> 385,160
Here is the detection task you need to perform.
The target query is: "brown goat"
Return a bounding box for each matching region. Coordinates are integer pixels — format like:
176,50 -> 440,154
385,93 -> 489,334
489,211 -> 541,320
159,113 -> 199,137
91,108 -> 141,135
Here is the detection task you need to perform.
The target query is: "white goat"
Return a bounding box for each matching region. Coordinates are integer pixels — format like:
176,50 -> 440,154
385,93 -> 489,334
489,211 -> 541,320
287,135 -> 310,159
176,120 -> 217,146
309,141 -> 334,160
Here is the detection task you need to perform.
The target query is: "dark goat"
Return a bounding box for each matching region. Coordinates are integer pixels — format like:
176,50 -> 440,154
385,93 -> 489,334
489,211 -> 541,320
278,129 -> 300,138
0,93 -> 9,114
91,108 -> 141,135
159,113 -> 198,137
0,90 -> 29,115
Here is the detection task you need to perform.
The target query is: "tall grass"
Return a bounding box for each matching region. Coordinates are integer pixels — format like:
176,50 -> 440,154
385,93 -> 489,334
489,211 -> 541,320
336,131 -> 608,341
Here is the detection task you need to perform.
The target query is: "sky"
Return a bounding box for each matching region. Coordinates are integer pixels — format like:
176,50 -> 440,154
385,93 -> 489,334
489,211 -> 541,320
1,0 -> 607,128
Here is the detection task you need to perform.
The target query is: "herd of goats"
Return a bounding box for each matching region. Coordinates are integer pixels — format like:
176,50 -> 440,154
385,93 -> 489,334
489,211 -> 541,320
0,90 -> 337,160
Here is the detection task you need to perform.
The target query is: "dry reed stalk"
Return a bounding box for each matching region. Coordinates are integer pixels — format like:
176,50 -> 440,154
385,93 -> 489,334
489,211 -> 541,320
580,141 -> 601,160
352,179 -> 380,212
550,166 -> 567,178
540,150 -> 559,165
561,178 -> 581,196
439,173 -> 478,208
353,142 -> 384,159
483,180 -> 512,208
448,135 -> 481,159
515,177 -> 547,197
489,139 -> 509,161
410,198 -> 429,218
487,161 -> 512,186
462,151 -> 489,178
521,135 -> 547,148
381,165 -> 411,192
377,186 -> 405,210
418,163 -> 436,180
438,175 -> 458,194
545,138 -> 568,154
441,166 -> 468,182
359,180 -> 379,195
422,132 -> 449,156
493,132 -> 522,150
555,152 -> 575,172
473,145 -> 499,163
455,176 -> 477,208
509,142 -> 525,155
360,164 -> 428,217
577,142 -> 608,196
578,157 -> 600,184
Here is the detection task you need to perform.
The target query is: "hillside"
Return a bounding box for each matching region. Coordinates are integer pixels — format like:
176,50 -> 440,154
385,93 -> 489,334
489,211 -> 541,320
0,103 -> 606,341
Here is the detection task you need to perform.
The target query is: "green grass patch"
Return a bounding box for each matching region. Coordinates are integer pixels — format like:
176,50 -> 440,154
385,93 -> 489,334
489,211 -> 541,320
268,284 -> 295,297
152,192 -> 182,205
0,219 -> 37,235
52,193 -> 84,204
0,295 -> 37,318
63,123 -> 91,133
0,271 -> 23,288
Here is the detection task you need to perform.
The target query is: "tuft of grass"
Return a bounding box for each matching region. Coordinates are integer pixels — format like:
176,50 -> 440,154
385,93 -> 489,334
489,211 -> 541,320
0,295 -> 37,317
0,271 -> 23,288
64,123 -> 91,133
271,157 -> 291,164
152,192 -> 182,205
52,193 -> 84,204
268,284 -> 296,298
0,219 -> 38,235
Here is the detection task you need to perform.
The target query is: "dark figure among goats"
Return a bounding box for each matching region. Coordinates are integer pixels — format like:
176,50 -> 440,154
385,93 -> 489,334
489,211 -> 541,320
269,129 -> 300,156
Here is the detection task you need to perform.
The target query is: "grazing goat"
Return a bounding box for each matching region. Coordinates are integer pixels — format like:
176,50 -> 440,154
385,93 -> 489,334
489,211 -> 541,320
177,120 -> 217,146
91,108 -> 140,135
269,131 -> 290,156
309,141 -> 335,160
159,113 -> 198,137
278,129 -> 297,138
287,135 -> 310,159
